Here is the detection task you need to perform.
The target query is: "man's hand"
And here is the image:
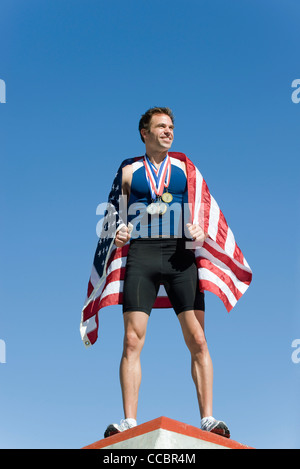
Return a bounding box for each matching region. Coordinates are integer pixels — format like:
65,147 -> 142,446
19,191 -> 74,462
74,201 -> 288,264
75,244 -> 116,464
114,225 -> 131,248
186,223 -> 208,243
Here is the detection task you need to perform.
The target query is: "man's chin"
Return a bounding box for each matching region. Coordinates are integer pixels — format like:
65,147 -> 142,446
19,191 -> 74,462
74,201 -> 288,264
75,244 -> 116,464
161,142 -> 173,150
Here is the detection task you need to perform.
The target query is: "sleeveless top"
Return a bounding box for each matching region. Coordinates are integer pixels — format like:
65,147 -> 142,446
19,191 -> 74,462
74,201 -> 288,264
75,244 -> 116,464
127,157 -> 188,238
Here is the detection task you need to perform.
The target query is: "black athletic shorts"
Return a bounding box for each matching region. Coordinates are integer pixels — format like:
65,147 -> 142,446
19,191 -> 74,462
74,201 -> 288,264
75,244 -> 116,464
123,238 -> 205,315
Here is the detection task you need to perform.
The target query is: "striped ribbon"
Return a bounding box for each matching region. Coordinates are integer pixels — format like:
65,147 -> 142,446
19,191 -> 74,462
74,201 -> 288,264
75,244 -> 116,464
143,154 -> 171,200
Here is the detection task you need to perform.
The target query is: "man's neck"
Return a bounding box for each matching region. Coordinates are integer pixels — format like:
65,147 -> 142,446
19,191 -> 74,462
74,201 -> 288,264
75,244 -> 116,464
145,149 -> 168,167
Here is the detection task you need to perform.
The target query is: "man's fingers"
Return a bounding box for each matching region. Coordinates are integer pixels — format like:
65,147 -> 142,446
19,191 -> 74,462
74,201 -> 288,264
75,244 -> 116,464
186,223 -> 208,241
118,231 -> 129,240
186,223 -> 198,234
115,224 -> 131,247
118,226 -> 129,237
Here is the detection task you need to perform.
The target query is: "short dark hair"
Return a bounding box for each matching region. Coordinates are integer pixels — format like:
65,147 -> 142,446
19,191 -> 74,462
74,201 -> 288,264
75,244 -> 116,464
138,107 -> 174,143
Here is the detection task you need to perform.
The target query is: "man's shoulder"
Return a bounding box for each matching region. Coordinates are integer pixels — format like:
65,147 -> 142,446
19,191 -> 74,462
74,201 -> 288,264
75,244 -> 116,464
120,155 -> 144,168
120,156 -> 144,186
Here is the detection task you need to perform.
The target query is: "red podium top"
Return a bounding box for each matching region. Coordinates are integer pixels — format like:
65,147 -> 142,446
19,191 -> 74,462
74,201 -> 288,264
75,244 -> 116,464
83,416 -> 253,450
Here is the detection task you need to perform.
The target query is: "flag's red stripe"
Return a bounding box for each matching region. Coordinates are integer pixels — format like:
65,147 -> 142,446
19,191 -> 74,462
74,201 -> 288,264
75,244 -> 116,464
201,179 -> 211,233
199,279 -> 233,312
153,296 -> 172,308
233,242 -> 245,265
215,210 -> 228,250
87,279 -> 94,297
197,257 -> 243,302
185,157 -> 197,223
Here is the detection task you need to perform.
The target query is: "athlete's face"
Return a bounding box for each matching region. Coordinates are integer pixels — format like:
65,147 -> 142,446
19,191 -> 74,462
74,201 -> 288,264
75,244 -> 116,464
142,114 -> 174,153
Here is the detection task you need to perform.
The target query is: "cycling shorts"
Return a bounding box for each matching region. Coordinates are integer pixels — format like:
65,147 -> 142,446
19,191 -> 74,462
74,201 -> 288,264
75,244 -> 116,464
123,238 -> 205,316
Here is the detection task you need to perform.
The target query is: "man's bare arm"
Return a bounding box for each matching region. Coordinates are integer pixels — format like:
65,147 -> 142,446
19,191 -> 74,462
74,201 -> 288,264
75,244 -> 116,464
122,164 -> 132,200
114,165 -> 132,247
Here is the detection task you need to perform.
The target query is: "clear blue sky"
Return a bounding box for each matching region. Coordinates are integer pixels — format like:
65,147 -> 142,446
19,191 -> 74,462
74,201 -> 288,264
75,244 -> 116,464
1,0 -> 299,449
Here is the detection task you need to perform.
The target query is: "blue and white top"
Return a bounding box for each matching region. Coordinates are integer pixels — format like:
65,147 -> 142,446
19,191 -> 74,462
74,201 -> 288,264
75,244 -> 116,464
127,156 -> 189,238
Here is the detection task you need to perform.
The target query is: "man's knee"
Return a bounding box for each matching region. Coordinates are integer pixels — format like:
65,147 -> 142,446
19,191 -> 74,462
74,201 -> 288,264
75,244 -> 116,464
185,331 -> 208,355
123,329 -> 145,355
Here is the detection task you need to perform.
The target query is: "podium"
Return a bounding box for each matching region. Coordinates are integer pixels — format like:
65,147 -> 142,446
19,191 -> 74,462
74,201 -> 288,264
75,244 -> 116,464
83,416 -> 253,450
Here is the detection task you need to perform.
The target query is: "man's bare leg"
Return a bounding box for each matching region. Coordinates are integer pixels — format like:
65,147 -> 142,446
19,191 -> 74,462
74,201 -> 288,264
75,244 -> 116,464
178,309 -> 213,418
119,311 -> 149,420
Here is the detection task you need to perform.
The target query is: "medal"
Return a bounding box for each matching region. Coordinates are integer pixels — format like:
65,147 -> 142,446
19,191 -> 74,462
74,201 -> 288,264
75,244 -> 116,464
161,191 -> 173,203
147,203 -> 158,215
144,154 -> 171,212
146,199 -> 167,215
157,202 -> 167,215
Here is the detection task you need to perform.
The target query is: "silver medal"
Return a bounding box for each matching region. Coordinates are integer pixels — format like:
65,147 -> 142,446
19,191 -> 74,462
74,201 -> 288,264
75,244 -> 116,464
147,203 -> 158,215
157,202 -> 167,215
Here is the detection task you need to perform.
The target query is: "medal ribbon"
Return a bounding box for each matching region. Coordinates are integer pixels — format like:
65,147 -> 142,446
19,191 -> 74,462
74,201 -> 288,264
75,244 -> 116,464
144,154 -> 171,201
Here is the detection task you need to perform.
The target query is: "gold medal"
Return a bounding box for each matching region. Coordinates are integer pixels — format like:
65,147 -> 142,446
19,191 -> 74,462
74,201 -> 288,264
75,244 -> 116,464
162,192 -> 173,203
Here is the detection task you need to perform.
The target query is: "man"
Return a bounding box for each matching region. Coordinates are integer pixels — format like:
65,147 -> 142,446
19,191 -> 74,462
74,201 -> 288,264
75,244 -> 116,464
102,107 -> 233,438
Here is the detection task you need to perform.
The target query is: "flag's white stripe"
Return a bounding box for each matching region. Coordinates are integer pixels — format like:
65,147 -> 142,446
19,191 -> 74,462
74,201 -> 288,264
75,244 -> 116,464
208,196 -> 220,242
199,268 -> 237,308
196,247 -> 248,295
193,168 -> 203,225
101,279 -> 124,300
106,256 -> 127,276
224,226 -> 236,259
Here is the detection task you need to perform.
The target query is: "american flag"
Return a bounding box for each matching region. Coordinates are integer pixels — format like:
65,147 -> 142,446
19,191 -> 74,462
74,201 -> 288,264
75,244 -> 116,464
80,152 -> 252,348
